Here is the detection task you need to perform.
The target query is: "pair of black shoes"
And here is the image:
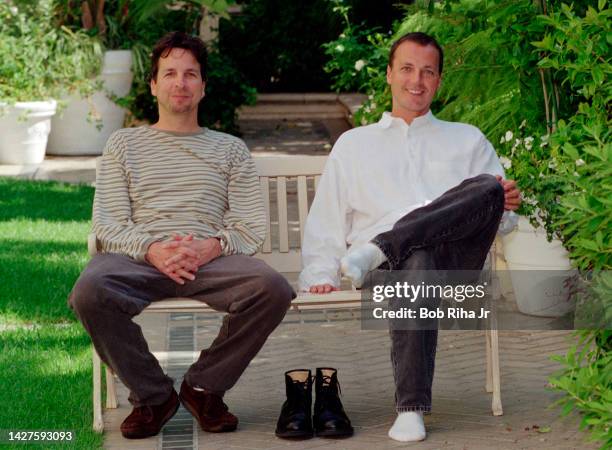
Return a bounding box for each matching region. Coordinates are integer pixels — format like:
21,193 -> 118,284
275,368 -> 353,439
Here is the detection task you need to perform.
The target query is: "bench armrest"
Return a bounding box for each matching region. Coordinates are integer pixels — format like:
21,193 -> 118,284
88,233 -> 98,257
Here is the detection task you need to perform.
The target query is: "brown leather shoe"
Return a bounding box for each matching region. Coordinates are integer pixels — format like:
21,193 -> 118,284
120,390 -> 179,439
179,380 -> 238,432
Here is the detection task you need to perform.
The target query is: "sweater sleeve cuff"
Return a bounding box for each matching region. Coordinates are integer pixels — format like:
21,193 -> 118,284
135,236 -> 163,263
213,232 -> 230,256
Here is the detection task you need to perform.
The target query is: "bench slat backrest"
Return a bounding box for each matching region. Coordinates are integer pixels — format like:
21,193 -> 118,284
253,155 -> 327,273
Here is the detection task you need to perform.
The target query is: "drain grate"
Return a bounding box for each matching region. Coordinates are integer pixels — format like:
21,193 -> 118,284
160,314 -> 198,449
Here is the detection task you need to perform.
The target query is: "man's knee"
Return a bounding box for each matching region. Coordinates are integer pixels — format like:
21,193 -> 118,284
253,265 -> 295,312
68,269 -> 108,318
469,174 -> 504,206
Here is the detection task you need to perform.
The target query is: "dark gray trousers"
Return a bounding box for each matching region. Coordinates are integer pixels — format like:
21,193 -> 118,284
372,174 -> 505,412
68,253 -> 295,407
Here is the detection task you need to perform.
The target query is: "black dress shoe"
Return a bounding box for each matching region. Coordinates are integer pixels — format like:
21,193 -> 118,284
313,368 -> 354,437
275,369 -> 313,439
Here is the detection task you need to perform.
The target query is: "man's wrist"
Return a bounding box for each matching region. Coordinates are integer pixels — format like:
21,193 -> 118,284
212,237 -> 223,257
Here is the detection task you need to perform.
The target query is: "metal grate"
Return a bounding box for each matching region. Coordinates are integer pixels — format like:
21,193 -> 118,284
160,314 -> 198,449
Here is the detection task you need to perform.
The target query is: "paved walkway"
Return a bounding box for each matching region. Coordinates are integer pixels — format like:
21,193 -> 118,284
102,312 -> 594,450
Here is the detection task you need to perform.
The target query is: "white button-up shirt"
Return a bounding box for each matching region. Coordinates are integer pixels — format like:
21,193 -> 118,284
298,111 -> 517,290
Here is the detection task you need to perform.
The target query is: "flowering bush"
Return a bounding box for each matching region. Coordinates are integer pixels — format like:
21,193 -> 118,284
322,1 -> 388,93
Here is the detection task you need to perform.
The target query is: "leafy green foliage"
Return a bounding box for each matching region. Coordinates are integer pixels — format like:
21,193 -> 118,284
0,0 -> 103,103
322,1 -> 388,93
549,329 -> 612,448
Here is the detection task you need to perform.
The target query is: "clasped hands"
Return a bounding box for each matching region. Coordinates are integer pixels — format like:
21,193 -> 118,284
145,234 -> 222,284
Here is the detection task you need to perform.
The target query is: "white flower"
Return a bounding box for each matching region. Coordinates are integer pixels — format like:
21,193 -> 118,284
524,136 -> 534,150
512,138 -> 522,150
575,158 -> 585,166
505,131 -> 513,142
523,195 -> 538,206
573,171 -> 579,177
370,102 -> 377,109
335,44 -> 345,53
519,119 -> 527,129
361,117 -> 367,126
540,134 -> 549,147
339,33 -> 346,39
500,136 -> 506,144
499,156 -> 512,169
368,94 -> 374,100
354,59 -> 366,71
548,160 -> 557,170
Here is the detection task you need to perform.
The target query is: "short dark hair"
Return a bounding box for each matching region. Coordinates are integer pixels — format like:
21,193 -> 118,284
150,31 -> 208,82
388,32 -> 444,75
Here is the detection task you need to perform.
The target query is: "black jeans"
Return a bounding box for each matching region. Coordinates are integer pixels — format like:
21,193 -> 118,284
371,174 -> 504,412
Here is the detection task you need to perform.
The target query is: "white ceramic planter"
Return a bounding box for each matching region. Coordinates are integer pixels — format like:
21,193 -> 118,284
0,100 -> 57,164
47,50 -> 133,155
502,216 -> 575,317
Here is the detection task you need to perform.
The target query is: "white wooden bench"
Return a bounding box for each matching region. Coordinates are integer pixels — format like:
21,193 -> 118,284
89,154 -> 503,432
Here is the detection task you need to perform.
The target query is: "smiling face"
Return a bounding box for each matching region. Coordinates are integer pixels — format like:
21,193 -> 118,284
150,47 -> 205,118
386,40 -> 441,123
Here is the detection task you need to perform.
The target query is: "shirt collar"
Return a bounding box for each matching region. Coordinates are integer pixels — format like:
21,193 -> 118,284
378,110 -> 435,130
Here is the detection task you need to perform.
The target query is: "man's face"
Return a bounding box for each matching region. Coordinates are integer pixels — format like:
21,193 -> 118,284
150,48 -> 205,116
386,41 -> 441,120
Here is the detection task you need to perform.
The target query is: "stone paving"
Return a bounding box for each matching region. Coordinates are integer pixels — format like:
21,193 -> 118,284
102,311 -> 595,450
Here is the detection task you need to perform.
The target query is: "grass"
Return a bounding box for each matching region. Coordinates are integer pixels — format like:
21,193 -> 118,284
0,177 -> 103,448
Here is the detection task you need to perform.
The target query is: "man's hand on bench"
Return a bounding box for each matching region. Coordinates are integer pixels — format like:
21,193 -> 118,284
309,284 -> 339,294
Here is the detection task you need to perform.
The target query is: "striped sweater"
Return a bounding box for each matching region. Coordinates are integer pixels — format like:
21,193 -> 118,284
92,126 -> 266,261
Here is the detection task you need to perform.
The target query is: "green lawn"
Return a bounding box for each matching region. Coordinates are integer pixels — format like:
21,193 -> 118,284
0,178 -> 103,449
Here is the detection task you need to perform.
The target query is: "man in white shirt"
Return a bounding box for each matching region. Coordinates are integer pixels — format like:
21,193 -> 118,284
299,32 -> 521,442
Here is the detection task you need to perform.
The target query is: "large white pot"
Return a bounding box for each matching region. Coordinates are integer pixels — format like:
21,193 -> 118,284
47,50 -> 133,155
0,100 -> 57,164
502,216 -> 575,317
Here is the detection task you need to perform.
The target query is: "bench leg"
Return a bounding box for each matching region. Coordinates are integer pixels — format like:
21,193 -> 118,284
487,329 -> 503,416
106,366 -> 118,409
486,329 -> 493,393
92,348 -> 104,432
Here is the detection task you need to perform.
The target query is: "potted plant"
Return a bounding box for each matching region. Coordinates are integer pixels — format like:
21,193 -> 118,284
495,125 -> 576,316
47,0 -> 134,156
0,1 -> 101,164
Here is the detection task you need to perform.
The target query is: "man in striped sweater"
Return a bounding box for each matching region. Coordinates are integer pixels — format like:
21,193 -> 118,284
69,32 -> 295,440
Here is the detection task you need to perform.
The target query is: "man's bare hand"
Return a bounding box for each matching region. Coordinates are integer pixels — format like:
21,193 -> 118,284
495,176 -> 521,211
146,238 -> 197,285
162,234 -> 222,272
309,284 -> 339,294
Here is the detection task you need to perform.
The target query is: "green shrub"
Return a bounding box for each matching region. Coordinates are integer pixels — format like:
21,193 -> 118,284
0,0 -> 103,104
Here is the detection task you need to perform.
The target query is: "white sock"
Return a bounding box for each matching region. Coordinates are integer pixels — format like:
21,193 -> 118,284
340,243 -> 387,288
388,412 -> 426,442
